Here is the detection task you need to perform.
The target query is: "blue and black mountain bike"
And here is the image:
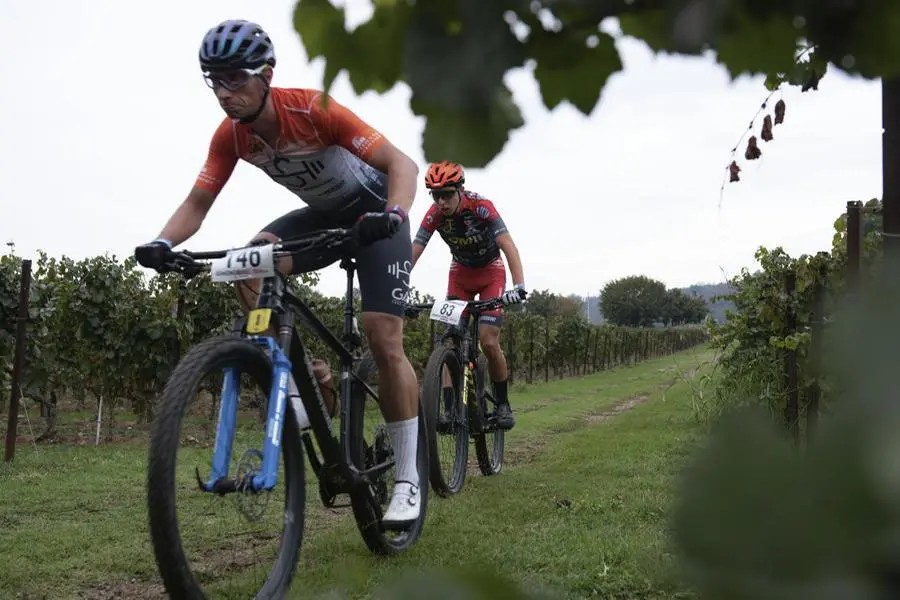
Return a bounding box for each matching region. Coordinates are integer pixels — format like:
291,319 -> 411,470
145,227 -> 429,599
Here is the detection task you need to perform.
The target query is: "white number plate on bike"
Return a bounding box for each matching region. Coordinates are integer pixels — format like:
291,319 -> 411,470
429,299 -> 468,327
209,244 -> 276,282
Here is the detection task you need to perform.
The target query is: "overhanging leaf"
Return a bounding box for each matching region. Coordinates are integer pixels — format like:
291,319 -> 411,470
617,9 -> 672,53
526,28 -> 622,114
412,84 -> 524,167
713,9 -> 801,80
341,5 -> 411,95
292,0 -> 352,93
402,0 -> 524,113
845,1 -> 900,80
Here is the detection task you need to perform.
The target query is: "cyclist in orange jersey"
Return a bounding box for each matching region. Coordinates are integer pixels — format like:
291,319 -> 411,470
134,19 -> 422,528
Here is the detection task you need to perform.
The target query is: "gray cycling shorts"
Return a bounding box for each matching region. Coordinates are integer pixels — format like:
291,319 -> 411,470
256,206 -> 411,318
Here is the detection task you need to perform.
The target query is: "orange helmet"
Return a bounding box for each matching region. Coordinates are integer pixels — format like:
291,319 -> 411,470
424,160 -> 465,189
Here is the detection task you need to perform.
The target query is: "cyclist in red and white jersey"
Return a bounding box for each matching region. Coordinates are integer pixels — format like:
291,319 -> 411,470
133,19 -> 422,528
411,161 -> 527,430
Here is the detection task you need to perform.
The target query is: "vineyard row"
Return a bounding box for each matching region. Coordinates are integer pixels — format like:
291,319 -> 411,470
0,252 -> 708,442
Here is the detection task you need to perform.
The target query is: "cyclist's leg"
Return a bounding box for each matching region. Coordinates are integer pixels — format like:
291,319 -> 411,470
439,263 -> 475,423
474,258 -> 515,429
235,207 -> 339,415
354,218 -> 422,525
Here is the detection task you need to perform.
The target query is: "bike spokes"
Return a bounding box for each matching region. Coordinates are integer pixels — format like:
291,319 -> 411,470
148,337 -> 305,600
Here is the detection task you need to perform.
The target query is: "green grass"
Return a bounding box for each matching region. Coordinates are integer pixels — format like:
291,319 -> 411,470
0,346 -> 712,599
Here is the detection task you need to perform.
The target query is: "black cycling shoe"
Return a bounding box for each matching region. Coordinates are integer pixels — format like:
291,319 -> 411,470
494,402 -> 516,430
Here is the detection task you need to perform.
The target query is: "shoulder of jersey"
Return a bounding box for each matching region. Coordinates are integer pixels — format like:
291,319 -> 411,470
222,87 -> 321,131
271,86 -> 329,106
424,202 -> 442,225
464,190 -> 494,219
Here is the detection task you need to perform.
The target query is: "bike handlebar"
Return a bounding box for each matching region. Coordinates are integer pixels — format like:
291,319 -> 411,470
159,228 -> 359,278
403,296 -> 508,319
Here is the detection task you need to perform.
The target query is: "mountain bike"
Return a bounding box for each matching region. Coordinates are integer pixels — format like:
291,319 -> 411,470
406,296 -> 508,497
145,227 -> 429,600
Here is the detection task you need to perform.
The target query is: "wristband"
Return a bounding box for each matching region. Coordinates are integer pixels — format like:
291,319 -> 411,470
387,204 -> 408,223
154,238 -> 173,249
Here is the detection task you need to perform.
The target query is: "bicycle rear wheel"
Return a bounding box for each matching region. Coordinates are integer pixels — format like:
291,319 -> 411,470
421,344 -> 468,496
473,354 -> 504,476
147,336 -> 306,599
347,353 -> 429,555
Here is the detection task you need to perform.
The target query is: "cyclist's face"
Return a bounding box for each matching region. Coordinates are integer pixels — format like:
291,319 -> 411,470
206,66 -> 271,119
430,187 -> 460,215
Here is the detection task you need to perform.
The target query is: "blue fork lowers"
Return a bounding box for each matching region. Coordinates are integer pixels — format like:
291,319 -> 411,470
147,333 -> 306,600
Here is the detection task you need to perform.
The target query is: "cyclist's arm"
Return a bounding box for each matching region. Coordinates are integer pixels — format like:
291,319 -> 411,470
479,199 -> 525,287
316,93 -> 417,214
367,142 -> 418,215
411,242 -> 426,269
497,233 -> 525,288
157,120 -> 237,247
156,186 -> 217,248
411,206 -> 441,268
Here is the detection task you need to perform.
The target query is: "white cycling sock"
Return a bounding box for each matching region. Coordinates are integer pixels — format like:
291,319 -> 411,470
385,417 -> 419,489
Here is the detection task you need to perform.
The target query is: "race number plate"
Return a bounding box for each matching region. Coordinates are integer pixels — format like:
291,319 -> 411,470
209,244 -> 276,282
429,299 -> 468,327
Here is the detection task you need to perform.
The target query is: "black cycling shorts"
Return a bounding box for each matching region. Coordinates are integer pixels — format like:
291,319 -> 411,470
257,207 -> 411,318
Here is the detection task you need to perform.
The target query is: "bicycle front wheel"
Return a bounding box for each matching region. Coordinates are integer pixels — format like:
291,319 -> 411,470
421,343 -> 468,497
147,335 -> 306,600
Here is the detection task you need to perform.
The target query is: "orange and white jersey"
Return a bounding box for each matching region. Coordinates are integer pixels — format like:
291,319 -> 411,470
194,87 -> 389,217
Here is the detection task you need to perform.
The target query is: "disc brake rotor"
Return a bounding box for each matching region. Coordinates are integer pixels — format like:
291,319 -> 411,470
234,448 -> 272,522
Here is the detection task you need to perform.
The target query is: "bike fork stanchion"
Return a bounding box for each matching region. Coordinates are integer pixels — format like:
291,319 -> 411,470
198,367 -> 241,492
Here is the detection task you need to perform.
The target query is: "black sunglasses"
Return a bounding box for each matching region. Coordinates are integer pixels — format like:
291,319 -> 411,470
430,188 -> 458,202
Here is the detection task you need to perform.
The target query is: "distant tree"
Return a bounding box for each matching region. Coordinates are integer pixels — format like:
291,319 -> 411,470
661,288 -> 691,326
558,294 -> 585,319
523,289 -> 585,319
661,289 -> 709,325
599,275 -> 667,327
523,289 -> 556,318
683,293 -> 711,324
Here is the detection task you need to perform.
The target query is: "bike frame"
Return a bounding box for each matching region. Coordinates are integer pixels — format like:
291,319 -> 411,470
182,243 -> 389,506
417,298 -> 505,426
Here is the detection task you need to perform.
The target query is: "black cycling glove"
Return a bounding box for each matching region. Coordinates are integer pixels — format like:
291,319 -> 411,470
353,205 -> 407,246
134,239 -> 174,272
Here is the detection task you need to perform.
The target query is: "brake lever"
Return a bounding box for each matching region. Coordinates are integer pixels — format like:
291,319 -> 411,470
168,252 -> 205,280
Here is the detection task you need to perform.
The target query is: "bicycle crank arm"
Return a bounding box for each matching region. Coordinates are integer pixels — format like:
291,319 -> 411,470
360,485 -> 385,521
358,458 -> 395,480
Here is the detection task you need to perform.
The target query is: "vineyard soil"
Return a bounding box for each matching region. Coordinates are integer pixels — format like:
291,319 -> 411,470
0,346 -> 712,599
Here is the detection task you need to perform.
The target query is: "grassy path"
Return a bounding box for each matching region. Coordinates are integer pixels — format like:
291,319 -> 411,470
0,347 -> 712,599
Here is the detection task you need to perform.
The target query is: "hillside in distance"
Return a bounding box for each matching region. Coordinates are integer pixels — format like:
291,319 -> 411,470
679,282 -> 735,323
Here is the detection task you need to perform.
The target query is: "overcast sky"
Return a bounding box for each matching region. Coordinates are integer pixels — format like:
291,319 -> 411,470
0,0 -> 883,301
